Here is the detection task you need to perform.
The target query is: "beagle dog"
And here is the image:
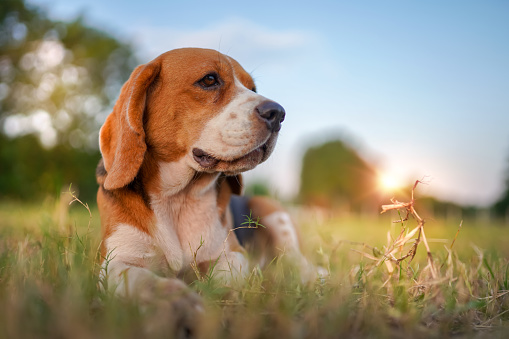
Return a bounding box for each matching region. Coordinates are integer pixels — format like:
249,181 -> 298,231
96,48 -> 320,307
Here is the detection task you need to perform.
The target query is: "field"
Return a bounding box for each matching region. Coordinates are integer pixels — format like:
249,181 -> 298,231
0,194 -> 508,339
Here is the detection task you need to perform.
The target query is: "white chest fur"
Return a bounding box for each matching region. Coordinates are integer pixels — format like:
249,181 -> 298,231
151,186 -> 229,272
105,160 -> 233,277
150,161 -> 230,272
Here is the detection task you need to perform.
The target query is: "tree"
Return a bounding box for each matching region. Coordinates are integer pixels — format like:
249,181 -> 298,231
0,0 -> 137,202
299,139 -> 381,212
0,133 -> 100,201
492,155 -> 509,218
0,0 -> 137,149
244,180 -> 271,197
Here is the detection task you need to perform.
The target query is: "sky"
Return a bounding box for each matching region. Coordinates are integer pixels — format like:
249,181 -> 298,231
28,0 -> 509,207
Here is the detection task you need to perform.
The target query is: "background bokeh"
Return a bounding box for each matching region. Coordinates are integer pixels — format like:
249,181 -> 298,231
1,0 -> 508,219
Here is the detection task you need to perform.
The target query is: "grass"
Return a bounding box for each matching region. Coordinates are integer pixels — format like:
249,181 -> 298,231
0,192 -> 508,338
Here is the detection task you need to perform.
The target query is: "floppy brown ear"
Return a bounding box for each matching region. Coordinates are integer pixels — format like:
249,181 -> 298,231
99,61 -> 161,190
226,174 -> 244,196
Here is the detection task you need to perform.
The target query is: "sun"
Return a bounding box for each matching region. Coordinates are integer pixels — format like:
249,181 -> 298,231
378,172 -> 404,193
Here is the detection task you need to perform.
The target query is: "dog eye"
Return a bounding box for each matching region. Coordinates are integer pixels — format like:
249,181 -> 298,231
198,73 -> 220,89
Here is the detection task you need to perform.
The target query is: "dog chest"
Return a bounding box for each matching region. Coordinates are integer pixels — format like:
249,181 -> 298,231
151,187 -> 230,272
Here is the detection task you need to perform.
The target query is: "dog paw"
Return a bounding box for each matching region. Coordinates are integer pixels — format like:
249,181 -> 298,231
141,278 -> 204,338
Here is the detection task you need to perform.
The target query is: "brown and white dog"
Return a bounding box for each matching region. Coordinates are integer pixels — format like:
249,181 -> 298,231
96,48 -> 321,307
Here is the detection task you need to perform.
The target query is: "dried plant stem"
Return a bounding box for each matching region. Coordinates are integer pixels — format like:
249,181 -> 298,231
355,180 -> 438,279
67,184 -> 92,232
189,237 -> 205,281
450,220 -> 463,250
382,180 -> 436,278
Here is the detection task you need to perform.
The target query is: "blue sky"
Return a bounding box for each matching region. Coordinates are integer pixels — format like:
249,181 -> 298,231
29,0 -> 509,206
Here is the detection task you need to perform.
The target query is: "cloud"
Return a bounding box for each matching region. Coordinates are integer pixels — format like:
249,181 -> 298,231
131,17 -> 318,68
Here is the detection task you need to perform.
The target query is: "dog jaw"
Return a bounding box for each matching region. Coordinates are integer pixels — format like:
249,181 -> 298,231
189,79 -> 279,174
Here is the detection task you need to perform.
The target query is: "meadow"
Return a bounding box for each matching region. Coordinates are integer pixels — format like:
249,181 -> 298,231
0,192 -> 508,338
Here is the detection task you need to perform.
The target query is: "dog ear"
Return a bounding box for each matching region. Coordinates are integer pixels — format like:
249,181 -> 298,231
99,61 -> 161,190
226,174 -> 243,196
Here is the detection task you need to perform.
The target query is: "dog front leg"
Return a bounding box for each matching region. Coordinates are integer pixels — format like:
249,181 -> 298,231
102,259 -> 196,301
101,224 -> 203,336
102,258 -> 203,337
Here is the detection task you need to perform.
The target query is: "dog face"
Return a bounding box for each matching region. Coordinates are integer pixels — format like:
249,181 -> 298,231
99,48 -> 285,190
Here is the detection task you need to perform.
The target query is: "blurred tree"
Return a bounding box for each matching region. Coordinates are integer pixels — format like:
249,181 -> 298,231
0,133 -> 99,201
418,196 -> 477,220
244,180 -> 271,197
492,156 -> 509,219
0,0 -> 137,202
1,0 -> 137,149
299,139 -> 380,213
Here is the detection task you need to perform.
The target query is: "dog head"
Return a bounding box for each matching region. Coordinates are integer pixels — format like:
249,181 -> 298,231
98,48 -> 285,191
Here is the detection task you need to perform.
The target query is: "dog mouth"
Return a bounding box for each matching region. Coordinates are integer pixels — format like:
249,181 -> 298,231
192,143 -> 269,172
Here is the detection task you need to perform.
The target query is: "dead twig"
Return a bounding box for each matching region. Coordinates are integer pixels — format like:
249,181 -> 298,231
67,184 -> 92,233
355,180 -> 438,279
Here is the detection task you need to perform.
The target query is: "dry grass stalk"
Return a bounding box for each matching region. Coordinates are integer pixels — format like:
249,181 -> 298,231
67,184 -> 92,232
357,180 -> 438,279
189,237 -> 206,281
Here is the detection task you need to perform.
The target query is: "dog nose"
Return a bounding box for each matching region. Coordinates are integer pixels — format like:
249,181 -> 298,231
255,101 -> 286,132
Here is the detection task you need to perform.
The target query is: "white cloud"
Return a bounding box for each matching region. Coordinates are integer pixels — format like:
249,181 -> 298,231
131,17 -> 318,67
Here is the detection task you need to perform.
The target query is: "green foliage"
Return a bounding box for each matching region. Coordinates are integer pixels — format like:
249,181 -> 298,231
0,133 -> 100,202
0,0 -> 137,202
0,0 -> 137,149
417,195 -> 480,220
492,157 -> 509,217
299,139 -> 379,211
493,194 -> 509,218
244,180 -> 271,196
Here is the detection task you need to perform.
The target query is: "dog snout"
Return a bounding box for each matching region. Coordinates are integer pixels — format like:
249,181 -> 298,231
255,101 -> 286,132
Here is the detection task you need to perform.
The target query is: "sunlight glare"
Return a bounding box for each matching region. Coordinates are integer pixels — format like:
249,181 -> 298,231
378,172 -> 403,192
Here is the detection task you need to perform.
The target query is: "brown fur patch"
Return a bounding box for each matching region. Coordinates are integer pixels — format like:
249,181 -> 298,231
97,186 -> 154,258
